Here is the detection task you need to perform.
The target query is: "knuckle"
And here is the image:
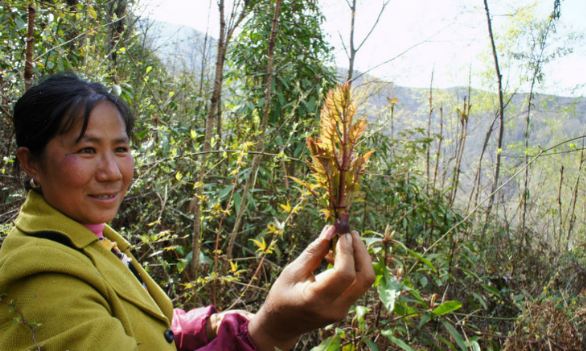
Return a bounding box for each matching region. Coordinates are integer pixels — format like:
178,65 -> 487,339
364,271 -> 376,287
337,270 -> 356,286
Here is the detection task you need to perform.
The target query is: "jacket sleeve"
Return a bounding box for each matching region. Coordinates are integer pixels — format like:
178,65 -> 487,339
172,307 -> 257,351
0,272 -> 140,351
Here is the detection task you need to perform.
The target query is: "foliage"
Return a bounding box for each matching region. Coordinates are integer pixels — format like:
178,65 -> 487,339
292,83 -> 375,235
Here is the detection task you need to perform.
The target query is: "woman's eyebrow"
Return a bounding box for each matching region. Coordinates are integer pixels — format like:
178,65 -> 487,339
77,135 -> 130,144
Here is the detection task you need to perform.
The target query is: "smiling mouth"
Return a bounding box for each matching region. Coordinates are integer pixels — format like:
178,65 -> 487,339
91,194 -> 117,200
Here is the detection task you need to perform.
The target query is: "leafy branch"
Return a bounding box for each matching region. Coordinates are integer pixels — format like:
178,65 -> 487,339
291,83 -> 374,236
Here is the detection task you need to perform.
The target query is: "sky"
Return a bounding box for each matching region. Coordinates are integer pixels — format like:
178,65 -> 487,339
137,0 -> 586,97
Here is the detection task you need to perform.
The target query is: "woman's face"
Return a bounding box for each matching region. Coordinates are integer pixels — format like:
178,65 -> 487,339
31,101 -> 134,224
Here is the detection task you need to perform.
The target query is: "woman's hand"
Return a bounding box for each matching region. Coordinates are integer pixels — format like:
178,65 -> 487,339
248,226 -> 375,351
206,310 -> 255,341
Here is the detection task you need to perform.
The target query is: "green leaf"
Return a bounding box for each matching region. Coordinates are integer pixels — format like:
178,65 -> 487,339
377,274 -> 403,313
472,292 -> 488,310
482,284 -> 501,297
218,185 -> 235,200
381,330 -> 415,351
362,339 -> 379,351
355,306 -> 370,333
136,129 -> 149,139
441,320 -> 467,351
417,313 -> 431,329
438,334 -> 458,350
432,301 -> 462,317
406,248 -> 436,273
310,335 -> 341,351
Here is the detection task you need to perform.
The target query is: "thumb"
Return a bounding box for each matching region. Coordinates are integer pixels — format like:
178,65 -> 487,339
288,225 -> 335,277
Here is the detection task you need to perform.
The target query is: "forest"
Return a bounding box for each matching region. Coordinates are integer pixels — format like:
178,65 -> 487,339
1,0 -> 586,349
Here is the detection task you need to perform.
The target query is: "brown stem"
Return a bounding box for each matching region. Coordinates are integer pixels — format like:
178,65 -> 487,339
24,3 -> 35,91
484,0 -> 506,220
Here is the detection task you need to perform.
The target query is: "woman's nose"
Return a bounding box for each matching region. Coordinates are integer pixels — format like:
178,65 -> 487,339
96,153 -> 122,181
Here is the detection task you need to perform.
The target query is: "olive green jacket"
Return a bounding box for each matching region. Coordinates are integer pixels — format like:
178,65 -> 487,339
0,191 -> 177,350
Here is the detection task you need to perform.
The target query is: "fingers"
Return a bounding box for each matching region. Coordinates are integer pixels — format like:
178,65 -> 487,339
351,231 -> 375,277
310,233 -> 356,300
337,231 -> 376,304
287,225 -> 335,278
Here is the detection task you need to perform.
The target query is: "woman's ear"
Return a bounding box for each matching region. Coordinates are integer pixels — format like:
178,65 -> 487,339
16,147 -> 41,182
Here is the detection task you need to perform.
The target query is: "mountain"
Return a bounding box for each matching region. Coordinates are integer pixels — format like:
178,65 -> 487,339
138,20 -> 586,168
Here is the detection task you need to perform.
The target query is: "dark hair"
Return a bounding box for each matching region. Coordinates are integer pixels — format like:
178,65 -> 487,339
14,72 -> 134,155
13,73 -> 135,189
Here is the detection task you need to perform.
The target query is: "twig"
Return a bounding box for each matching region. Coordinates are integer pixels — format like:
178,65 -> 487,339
0,297 -> 42,351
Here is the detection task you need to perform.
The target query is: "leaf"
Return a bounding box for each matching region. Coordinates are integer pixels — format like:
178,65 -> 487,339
441,320 -> 467,351
381,330 -> 415,351
355,306 -> 370,333
377,274 -> 403,313
218,185 -> 235,200
136,129 -> 148,139
417,313 -> 431,329
280,201 -> 292,213
362,339 -> 379,351
250,237 -> 267,253
432,301 -> 462,317
406,248 -> 436,273
310,335 -> 341,351
438,334 -> 458,350
472,292 -> 488,310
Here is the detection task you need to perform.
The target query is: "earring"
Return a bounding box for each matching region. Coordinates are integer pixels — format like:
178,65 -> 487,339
29,177 -> 41,189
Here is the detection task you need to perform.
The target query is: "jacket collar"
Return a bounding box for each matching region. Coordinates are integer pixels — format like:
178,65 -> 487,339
15,191 -> 99,249
15,191 -> 173,323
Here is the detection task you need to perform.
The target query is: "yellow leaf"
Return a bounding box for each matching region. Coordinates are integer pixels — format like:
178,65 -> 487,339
320,209 -> 331,220
229,260 -> 238,272
175,172 -> 183,181
280,201 -> 292,213
250,238 -> 267,252
267,224 -> 278,234
190,129 -> 197,140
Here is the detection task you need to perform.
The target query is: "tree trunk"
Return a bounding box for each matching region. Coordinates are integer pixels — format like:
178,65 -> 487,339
433,106 -> 443,189
191,0 -> 251,279
226,0 -> 283,260
426,71 -> 433,189
346,0 -> 356,82
483,0 -> 505,220
24,3 -> 35,91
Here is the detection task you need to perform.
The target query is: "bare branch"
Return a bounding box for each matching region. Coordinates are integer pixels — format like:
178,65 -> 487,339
355,0 -> 389,53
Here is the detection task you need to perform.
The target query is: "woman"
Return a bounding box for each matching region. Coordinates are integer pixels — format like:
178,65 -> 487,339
0,74 -> 375,350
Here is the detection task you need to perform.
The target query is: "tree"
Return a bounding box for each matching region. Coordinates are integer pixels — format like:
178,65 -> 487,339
225,0 -> 337,259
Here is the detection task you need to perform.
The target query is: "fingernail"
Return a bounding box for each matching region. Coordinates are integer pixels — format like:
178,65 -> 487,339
343,232 -> 352,244
320,225 -> 336,240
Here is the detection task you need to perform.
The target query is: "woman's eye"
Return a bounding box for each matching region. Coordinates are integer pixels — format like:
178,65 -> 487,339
79,147 -> 95,154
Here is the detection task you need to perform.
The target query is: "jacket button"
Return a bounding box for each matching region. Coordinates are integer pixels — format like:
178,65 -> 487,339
164,328 -> 174,343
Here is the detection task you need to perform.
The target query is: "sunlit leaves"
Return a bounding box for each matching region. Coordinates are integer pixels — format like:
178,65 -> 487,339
301,83 -> 375,225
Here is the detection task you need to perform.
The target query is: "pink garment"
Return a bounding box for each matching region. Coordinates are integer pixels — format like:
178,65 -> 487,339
83,223 -> 105,239
172,307 -> 257,351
